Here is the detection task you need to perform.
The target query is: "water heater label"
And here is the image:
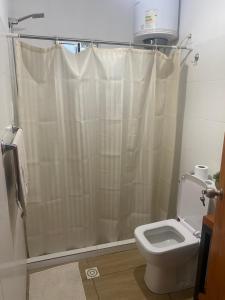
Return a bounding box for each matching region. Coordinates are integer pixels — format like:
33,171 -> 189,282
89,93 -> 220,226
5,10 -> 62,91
145,10 -> 157,29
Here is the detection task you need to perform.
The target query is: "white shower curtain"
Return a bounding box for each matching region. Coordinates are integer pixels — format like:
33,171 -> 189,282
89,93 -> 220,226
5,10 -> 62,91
16,42 -> 181,256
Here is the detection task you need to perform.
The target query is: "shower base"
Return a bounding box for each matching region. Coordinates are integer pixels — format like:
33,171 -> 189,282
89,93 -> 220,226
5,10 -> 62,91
27,238 -> 135,271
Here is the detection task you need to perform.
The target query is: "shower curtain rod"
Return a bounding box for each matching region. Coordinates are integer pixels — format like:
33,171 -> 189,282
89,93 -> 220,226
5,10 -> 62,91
7,33 -> 193,51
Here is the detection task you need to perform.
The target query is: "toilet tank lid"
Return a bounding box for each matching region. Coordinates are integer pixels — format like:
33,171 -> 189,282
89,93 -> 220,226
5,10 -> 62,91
177,173 -> 213,233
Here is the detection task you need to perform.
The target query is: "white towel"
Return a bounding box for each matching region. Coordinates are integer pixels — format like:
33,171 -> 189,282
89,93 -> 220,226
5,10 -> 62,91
12,128 -> 28,213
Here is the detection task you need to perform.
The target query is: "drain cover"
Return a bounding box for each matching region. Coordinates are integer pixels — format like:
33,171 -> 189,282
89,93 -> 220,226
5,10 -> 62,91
85,267 -> 100,279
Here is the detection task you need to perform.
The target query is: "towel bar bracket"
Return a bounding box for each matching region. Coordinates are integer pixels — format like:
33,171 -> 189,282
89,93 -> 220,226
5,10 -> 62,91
1,125 -> 19,154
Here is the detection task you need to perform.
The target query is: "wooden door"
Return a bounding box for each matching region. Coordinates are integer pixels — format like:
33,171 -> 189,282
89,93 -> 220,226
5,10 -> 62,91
199,136 -> 225,300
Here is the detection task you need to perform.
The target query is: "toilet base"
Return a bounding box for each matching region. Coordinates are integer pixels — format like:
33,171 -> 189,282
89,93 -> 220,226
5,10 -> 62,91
144,260 -> 197,294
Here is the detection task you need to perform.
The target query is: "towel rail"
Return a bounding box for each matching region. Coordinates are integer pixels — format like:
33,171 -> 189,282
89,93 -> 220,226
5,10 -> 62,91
0,125 -> 24,213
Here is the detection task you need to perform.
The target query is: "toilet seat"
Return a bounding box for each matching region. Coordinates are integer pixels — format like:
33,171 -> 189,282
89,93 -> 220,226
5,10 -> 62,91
134,219 -> 199,255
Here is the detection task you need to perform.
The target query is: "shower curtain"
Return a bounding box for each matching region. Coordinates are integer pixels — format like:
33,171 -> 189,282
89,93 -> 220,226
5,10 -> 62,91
15,42 -> 181,256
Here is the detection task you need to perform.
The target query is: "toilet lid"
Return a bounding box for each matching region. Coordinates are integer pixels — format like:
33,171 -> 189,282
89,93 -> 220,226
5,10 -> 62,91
177,174 -> 210,232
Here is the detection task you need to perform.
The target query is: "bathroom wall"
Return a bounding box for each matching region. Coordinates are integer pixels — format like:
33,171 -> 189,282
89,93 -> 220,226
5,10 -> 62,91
179,0 -> 225,177
9,0 -> 225,177
9,0 -> 134,43
0,0 -> 13,137
0,4 -> 27,300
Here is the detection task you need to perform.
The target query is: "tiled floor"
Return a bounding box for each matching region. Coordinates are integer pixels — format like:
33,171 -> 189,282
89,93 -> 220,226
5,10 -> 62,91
79,248 -> 194,300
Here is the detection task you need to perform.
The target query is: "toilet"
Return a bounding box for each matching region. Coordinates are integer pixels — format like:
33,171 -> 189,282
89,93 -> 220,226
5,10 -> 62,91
135,173 -> 213,294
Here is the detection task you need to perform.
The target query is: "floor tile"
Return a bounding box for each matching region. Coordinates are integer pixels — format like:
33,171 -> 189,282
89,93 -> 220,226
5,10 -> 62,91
133,265 -> 171,300
82,279 -> 99,300
81,249 -> 194,300
94,267 -> 170,300
79,259 -> 90,281
87,248 -> 145,276
170,288 -> 194,300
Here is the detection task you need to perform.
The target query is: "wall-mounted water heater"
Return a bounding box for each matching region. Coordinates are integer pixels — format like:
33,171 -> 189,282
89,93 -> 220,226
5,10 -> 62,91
134,0 -> 180,44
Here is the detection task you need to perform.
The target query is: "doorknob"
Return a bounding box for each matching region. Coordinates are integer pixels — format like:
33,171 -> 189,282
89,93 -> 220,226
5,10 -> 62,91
200,188 -> 223,206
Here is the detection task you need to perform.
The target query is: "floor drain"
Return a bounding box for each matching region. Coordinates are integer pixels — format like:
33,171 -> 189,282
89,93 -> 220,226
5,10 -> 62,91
85,267 -> 100,279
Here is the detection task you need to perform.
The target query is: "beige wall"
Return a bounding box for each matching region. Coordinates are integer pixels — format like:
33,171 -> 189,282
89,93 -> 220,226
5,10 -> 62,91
179,0 -> 225,177
0,0 -> 13,138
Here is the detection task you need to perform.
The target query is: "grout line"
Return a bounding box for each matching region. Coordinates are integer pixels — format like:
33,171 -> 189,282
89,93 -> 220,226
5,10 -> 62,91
183,115 -> 225,125
91,265 -> 148,299
86,247 -> 138,263
168,294 -> 173,300
92,279 -> 100,300
91,264 -> 146,280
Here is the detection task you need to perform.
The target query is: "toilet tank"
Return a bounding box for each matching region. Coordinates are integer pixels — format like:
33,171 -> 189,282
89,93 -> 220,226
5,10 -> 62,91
177,174 -> 213,232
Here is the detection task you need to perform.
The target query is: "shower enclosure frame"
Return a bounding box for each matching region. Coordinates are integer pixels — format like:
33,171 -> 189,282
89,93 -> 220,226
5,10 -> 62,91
6,31 -> 192,270
7,32 -> 193,51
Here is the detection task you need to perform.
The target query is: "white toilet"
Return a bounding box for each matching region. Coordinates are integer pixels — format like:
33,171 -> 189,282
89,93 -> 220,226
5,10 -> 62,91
135,173 -> 213,294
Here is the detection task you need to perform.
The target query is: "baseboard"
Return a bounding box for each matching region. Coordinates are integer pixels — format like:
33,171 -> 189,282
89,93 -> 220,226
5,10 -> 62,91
27,238 -> 136,271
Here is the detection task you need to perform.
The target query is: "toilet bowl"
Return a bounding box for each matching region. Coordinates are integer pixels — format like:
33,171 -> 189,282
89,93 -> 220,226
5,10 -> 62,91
135,174 -> 213,294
